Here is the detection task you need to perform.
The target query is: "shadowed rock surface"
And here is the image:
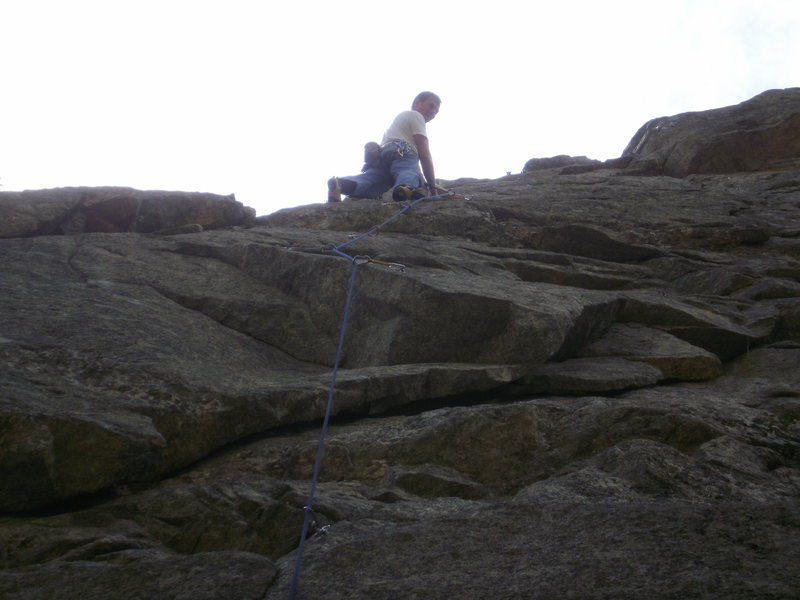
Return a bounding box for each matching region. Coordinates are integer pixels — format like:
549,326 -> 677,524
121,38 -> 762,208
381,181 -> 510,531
1,89 -> 799,599
0,187 -> 255,238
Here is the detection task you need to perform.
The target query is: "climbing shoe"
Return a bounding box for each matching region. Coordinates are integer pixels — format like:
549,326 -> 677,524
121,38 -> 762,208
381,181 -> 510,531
327,176 -> 342,203
391,185 -> 414,202
392,185 -> 428,202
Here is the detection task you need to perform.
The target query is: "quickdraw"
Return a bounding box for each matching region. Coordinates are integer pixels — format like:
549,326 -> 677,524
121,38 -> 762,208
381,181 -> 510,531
285,189 -> 460,598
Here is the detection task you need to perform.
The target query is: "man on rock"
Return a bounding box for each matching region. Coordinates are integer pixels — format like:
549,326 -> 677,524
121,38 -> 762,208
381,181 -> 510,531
327,91 -> 449,203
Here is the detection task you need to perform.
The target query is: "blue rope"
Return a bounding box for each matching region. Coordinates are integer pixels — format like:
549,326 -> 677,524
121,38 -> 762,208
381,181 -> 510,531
286,257 -> 360,600
333,192 -> 450,255
285,191 -> 452,599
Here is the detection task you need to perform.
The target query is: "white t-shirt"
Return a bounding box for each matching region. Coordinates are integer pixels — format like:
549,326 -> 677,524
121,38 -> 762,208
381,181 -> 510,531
382,110 -> 427,154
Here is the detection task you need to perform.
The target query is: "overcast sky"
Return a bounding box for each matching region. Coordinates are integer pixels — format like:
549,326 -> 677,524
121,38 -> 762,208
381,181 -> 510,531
2,0 -> 798,216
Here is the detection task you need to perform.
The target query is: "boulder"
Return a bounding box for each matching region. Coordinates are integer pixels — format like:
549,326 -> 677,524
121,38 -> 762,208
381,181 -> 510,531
621,87 -> 800,176
0,187 -> 255,238
522,154 -> 604,174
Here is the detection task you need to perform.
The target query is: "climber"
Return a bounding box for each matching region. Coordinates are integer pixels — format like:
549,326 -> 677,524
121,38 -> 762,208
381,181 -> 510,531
327,91 -> 450,203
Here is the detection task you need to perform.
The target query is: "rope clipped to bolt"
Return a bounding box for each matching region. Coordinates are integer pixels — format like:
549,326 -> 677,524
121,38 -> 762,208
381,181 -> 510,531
285,191 -> 457,599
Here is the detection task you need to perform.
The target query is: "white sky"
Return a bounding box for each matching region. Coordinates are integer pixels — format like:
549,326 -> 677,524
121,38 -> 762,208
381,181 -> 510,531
1,0 -> 798,216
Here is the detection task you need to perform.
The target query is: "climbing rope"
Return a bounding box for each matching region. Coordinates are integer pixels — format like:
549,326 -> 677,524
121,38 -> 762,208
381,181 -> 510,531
285,191 -> 456,599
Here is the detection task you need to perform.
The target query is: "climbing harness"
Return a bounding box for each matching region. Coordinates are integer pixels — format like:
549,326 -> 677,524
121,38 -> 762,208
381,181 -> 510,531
285,190 -> 457,600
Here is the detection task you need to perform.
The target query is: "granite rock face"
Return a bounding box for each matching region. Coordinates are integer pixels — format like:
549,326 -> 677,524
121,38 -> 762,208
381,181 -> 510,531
0,187 -> 255,238
622,87 -> 800,176
1,89 -> 799,599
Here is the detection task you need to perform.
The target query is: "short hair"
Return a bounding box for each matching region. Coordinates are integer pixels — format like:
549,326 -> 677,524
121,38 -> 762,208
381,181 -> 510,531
412,91 -> 441,108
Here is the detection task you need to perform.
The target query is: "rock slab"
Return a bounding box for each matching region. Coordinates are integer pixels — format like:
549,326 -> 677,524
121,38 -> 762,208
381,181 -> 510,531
1,88 -> 799,599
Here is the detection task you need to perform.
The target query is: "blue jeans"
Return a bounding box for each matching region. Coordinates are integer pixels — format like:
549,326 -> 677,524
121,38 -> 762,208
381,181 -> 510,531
345,141 -> 422,199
